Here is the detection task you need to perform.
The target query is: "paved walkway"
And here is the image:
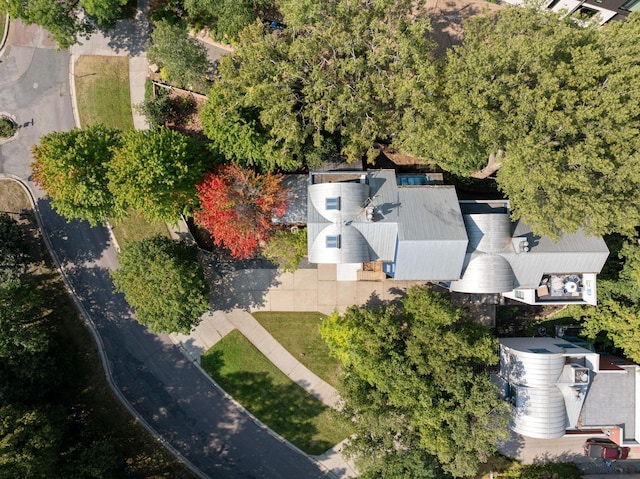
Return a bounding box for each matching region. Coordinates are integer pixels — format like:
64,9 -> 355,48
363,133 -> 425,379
169,260 -> 425,478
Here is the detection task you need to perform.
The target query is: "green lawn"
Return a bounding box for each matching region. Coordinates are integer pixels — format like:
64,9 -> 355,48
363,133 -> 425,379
74,55 -> 134,130
110,210 -> 171,248
201,330 -> 350,455
0,9 -> 6,44
252,312 -> 342,388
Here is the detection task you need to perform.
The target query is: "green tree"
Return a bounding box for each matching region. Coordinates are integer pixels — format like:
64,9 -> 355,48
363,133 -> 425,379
581,240 -> 640,361
202,0 -> 436,170
135,88 -> 174,127
79,0 -> 128,26
400,7 -> 640,238
147,20 -> 212,92
321,286 -> 509,478
5,0 -> 89,49
31,125 -> 122,226
262,228 -> 306,272
0,279 -> 53,404
0,213 -> 29,284
183,0 -> 270,42
0,405 -> 65,478
108,127 -> 208,223
111,235 -> 210,334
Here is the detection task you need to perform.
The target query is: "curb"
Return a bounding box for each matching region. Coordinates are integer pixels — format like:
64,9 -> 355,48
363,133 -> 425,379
0,175 -> 210,479
186,345 -> 342,479
68,53 -> 81,128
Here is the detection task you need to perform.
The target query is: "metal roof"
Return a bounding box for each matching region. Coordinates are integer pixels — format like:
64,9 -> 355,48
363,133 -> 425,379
307,171 -> 469,275
392,187 -> 468,280
512,386 -> 568,439
274,174 -> 308,224
501,340 -> 571,439
464,214 -> 512,254
308,182 -> 370,223
308,223 -> 371,263
394,240 -> 467,280
450,253 -> 514,293
504,223 -> 609,287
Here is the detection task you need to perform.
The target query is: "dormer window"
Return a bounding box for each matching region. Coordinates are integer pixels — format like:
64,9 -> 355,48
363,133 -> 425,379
326,235 -> 341,248
325,197 -> 341,210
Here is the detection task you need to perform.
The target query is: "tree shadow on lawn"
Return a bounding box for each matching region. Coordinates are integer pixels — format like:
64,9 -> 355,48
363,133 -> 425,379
202,351 -> 340,455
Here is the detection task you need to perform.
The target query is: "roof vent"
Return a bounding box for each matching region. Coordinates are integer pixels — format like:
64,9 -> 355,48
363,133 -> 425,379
365,206 -> 374,222
571,366 -> 590,384
512,237 -> 530,253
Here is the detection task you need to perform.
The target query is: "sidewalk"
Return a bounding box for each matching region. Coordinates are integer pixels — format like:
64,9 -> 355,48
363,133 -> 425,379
169,260 -> 426,478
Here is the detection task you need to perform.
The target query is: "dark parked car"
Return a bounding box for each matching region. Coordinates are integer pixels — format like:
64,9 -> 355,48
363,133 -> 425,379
584,438 -> 630,460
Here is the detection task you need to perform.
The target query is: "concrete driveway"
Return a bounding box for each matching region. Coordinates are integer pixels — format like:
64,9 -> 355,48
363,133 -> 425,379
499,430 -> 640,475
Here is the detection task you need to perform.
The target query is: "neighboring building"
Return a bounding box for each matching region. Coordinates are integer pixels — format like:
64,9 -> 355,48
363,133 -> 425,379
505,0 -> 637,24
496,337 -> 640,450
306,169 -> 609,305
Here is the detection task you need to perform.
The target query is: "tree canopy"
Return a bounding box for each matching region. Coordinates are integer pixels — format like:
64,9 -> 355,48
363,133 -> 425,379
0,405 -> 65,478
0,278 -> 54,405
398,7 -> 640,238
147,20 -> 212,92
0,213 -> 29,284
183,0 -> 271,43
5,0 -> 90,49
575,238 -> 640,362
321,286 -> 509,477
31,125 -> 121,226
201,0 -> 436,170
195,164 -> 288,259
79,0 -> 128,26
107,127 -> 209,223
111,235 -> 210,334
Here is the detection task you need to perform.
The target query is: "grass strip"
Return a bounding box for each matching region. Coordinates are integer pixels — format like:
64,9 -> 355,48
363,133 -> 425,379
110,209 -> 171,248
252,312 -> 342,388
0,9 -> 6,45
74,55 -> 134,130
201,330 -> 350,455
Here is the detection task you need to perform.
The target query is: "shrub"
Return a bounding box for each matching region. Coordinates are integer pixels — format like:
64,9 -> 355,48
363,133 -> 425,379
136,88 -> 173,127
0,117 -> 16,138
263,228 -> 307,272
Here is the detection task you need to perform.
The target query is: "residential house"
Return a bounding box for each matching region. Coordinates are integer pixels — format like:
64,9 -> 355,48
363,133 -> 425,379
496,337 -> 640,451
306,170 -> 609,306
505,0 -> 637,24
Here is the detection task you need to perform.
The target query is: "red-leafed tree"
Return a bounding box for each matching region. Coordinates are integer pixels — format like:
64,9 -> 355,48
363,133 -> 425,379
195,164 -> 289,259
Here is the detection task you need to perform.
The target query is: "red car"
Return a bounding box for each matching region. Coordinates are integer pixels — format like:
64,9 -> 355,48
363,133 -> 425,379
584,438 -> 630,460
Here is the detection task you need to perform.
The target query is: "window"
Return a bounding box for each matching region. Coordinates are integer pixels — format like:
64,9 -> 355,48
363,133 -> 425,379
555,343 -> 577,349
326,235 -> 341,248
529,348 -> 551,354
622,0 -> 640,10
325,197 -> 341,210
515,290 -> 525,300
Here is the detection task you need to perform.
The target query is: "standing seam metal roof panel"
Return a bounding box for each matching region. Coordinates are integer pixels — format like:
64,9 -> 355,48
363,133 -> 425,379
450,253 -> 514,293
393,240 -> 468,280
397,188 -> 468,241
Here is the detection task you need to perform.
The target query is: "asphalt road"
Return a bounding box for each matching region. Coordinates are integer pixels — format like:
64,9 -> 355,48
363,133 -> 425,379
0,20 -> 328,479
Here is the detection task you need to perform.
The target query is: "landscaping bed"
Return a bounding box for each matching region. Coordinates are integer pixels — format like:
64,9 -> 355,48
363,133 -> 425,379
201,330 -> 350,455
